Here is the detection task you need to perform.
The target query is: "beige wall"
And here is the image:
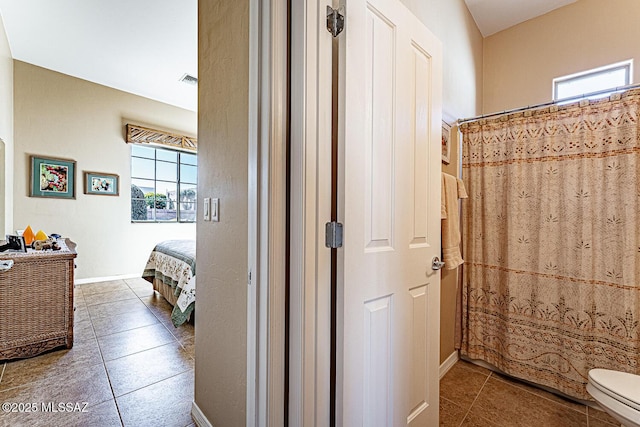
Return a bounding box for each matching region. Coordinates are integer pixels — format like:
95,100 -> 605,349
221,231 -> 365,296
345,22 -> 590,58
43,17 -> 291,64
401,0 -> 483,120
400,0 -> 482,364
194,0 -> 249,425
0,14 -> 13,235
441,124 -> 462,363
13,61 -> 196,280
483,0 -> 640,113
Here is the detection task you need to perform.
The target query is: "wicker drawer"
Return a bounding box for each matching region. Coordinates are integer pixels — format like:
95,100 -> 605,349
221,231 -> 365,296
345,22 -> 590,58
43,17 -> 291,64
0,240 -> 77,361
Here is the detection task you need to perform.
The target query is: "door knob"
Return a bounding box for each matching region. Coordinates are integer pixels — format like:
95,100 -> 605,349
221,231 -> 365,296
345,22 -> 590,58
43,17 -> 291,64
432,257 -> 445,271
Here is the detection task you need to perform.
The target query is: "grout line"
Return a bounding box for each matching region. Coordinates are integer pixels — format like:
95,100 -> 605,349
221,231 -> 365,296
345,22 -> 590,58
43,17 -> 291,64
490,371 -> 589,416
83,295 -> 140,308
5,279 -> 192,426
137,290 -> 192,342
586,406 -> 619,427
100,340 -> 181,364
465,369 -> 596,426
93,326 -> 118,396
458,371 -> 493,426
586,407 -> 620,427
113,398 -> 126,427
92,317 -> 161,339
128,281 -> 196,359
96,280 -> 161,427
113,368 -> 194,400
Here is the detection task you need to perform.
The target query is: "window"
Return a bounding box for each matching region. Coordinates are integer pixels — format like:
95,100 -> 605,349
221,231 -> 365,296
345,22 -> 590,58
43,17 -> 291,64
553,60 -> 632,101
131,145 -> 197,222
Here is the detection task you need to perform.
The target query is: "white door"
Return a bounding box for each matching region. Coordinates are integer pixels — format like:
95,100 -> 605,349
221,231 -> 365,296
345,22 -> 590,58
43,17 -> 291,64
337,0 -> 443,425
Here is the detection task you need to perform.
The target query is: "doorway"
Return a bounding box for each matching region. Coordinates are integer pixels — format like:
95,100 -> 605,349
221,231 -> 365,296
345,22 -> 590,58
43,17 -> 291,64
288,0 -> 444,425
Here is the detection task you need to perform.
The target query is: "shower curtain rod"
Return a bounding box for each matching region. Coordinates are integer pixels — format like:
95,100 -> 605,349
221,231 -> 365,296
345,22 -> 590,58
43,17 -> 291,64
457,82 -> 640,125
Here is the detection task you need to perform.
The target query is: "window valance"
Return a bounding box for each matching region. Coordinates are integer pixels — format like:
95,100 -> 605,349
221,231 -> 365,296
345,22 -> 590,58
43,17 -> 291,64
126,124 -> 197,152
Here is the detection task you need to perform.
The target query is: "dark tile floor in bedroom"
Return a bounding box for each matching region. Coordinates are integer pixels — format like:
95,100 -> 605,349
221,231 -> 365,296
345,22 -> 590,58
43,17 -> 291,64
0,278 -> 195,427
439,360 -> 622,427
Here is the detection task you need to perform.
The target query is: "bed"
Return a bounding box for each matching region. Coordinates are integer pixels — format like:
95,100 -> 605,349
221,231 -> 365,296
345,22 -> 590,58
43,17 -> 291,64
142,239 -> 196,327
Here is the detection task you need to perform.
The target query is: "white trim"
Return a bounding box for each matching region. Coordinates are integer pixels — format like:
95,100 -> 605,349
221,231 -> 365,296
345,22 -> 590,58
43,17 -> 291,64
191,401 -> 213,427
246,0 -> 260,422
247,0 -> 288,425
265,0 -> 288,424
288,1 -> 306,422
439,351 -> 460,379
289,1 -> 334,425
74,273 -> 140,285
552,59 -> 633,101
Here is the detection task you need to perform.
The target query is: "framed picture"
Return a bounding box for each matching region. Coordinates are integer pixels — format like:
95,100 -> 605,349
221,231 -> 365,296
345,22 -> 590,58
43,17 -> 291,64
84,171 -> 119,196
30,155 -> 76,199
442,120 -> 451,164
5,235 -> 27,252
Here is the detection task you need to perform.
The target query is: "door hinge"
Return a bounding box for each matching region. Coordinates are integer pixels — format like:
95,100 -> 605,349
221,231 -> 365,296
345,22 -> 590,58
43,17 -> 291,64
325,221 -> 344,248
326,6 -> 345,38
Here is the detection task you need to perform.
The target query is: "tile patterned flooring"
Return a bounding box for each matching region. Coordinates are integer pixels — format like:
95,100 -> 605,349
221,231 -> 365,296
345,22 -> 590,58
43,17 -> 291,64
440,359 -> 622,427
0,278 -> 195,427
0,278 -> 625,427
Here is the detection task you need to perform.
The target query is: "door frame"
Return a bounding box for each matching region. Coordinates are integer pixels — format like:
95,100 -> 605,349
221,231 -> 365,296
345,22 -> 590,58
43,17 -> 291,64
247,0 -> 288,425
287,1 -> 445,425
249,1 -> 332,425
289,1 -> 334,425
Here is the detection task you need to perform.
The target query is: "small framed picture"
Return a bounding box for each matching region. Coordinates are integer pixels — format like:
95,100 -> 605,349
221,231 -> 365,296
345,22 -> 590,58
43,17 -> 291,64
5,235 -> 27,252
30,155 -> 76,199
442,121 -> 451,164
84,171 -> 119,196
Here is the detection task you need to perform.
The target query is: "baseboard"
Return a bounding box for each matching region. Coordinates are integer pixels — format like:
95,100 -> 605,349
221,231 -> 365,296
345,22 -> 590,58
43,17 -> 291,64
191,401 -> 213,427
74,273 -> 140,285
440,350 -> 459,379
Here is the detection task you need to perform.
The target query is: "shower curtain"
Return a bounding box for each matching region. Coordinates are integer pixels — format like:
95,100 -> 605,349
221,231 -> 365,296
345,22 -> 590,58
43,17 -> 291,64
459,89 -> 640,400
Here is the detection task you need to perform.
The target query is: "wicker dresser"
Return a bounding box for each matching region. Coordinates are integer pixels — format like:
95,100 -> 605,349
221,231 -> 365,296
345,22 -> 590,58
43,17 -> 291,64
0,239 -> 77,360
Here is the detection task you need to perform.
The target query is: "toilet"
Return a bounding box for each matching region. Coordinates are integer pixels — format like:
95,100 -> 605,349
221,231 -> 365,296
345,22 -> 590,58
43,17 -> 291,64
587,368 -> 640,427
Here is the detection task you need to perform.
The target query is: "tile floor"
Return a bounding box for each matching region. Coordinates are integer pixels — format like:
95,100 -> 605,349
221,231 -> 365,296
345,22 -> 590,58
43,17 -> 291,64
440,359 -> 622,427
0,278 -> 195,427
1,278 -> 625,427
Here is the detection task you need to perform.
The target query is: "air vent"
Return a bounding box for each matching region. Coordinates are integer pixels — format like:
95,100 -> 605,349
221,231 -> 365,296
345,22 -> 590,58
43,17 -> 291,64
180,73 -> 198,86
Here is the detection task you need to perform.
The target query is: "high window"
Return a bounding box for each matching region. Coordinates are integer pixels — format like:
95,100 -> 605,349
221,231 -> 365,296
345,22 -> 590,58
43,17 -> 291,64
130,145 -> 197,222
553,60 -> 633,101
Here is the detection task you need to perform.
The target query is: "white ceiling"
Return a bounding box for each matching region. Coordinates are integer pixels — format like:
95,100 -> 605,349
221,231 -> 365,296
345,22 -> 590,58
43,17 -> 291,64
465,0 -> 578,37
0,0 -> 577,112
0,0 -> 197,111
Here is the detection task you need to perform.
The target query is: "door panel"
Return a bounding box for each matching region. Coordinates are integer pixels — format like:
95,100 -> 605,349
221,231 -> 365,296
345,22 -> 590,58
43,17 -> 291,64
363,295 -> 392,427
338,0 -> 442,424
408,285 -> 429,423
364,6 -> 395,251
411,45 -> 431,248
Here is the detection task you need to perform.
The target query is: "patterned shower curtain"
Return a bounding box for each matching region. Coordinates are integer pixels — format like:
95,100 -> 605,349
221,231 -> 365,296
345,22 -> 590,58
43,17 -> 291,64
459,89 -> 640,401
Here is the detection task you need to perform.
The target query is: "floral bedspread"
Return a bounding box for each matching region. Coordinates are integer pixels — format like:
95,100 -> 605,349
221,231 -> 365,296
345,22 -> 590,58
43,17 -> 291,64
142,240 -> 196,327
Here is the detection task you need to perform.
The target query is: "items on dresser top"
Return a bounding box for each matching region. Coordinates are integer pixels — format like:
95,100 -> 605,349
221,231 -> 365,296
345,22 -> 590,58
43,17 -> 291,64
0,239 -> 77,361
